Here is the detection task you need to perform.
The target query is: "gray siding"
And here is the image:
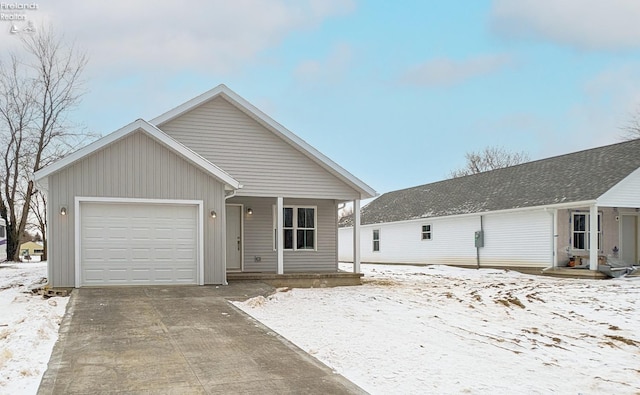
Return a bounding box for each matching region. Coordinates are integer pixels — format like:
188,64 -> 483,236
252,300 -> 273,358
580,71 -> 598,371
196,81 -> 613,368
160,97 -> 360,200
47,131 -> 227,287
227,197 -> 339,272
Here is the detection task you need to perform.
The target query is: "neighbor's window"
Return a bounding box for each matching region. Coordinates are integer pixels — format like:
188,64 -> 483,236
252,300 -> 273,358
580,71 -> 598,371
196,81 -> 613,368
421,224 -> 432,240
0,225 -> 4,238
274,206 -> 317,250
571,212 -> 601,251
373,229 -> 380,252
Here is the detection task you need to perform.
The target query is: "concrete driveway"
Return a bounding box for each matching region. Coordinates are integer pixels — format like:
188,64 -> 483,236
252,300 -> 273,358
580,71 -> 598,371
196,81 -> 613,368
38,283 -> 366,394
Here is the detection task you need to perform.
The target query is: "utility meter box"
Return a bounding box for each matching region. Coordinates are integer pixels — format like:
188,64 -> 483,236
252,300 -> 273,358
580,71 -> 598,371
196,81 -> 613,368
474,230 -> 484,248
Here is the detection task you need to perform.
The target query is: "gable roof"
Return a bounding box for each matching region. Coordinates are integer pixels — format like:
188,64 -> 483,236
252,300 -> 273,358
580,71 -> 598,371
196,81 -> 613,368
34,119 -> 241,190
342,138 -> 640,226
151,84 -> 376,200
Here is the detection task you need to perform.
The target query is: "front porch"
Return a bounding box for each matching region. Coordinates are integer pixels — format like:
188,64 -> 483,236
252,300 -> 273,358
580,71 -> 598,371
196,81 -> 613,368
226,271 -> 363,288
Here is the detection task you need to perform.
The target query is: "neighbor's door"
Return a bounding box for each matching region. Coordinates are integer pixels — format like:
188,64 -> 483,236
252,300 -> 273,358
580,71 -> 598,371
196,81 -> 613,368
621,215 -> 638,265
226,205 -> 242,271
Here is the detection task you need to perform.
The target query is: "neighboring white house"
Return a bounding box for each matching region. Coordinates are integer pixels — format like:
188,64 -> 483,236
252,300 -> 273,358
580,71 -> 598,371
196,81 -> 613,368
339,139 -> 640,272
35,85 -> 375,288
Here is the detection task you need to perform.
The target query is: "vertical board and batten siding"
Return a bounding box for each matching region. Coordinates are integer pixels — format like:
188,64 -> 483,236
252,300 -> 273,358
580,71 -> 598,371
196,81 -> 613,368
597,167 -> 640,208
159,97 -> 360,200
228,197 -> 339,272
48,131 -> 227,287
339,210 -> 554,268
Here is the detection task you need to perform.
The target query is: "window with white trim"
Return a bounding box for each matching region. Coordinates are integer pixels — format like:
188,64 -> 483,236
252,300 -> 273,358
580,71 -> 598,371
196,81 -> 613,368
571,212 -> 601,251
373,229 -> 380,252
421,224 -> 432,240
274,206 -> 317,250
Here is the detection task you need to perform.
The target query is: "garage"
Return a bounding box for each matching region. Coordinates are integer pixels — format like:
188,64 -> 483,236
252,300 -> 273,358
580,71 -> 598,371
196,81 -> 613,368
79,200 -> 201,286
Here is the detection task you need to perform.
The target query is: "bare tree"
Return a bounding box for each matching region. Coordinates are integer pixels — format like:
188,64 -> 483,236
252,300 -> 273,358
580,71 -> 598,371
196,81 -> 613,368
450,145 -> 530,178
621,109 -> 640,141
0,27 -> 88,261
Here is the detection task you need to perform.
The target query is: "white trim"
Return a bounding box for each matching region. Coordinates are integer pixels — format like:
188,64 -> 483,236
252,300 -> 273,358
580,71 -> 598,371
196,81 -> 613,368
372,228 -> 380,252
420,223 -> 433,241
74,196 -> 205,287
34,119 -> 241,191
272,205 -> 319,252
353,199 -> 361,273
150,85 -> 376,199
225,203 -> 244,272
277,197 -> 284,274
342,199 -> 600,230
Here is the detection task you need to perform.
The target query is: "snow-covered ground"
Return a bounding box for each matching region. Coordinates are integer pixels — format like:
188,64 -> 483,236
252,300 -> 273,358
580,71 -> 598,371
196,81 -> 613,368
235,264 -> 640,394
0,262 -> 68,395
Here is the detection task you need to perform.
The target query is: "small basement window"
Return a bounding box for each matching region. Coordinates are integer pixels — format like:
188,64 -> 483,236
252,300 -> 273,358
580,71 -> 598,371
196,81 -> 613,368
373,229 -> 380,252
421,224 -> 432,240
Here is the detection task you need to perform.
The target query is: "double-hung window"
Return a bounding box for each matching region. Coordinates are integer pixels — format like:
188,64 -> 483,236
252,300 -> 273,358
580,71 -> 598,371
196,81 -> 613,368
373,229 -> 380,252
571,212 -> 601,251
421,224 -> 432,240
275,206 -> 317,250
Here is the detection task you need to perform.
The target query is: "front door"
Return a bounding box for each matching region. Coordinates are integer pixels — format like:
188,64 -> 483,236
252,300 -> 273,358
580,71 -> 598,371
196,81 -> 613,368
621,215 -> 638,265
226,205 -> 242,271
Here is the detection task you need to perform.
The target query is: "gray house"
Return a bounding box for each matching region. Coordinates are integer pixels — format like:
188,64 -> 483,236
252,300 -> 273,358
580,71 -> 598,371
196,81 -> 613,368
339,139 -> 640,273
35,85 -> 375,287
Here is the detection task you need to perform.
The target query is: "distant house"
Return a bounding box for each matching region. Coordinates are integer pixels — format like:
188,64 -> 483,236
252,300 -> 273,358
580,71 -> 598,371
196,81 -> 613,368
20,241 -> 44,257
339,139 -> 640,273
34,85 -> 375,288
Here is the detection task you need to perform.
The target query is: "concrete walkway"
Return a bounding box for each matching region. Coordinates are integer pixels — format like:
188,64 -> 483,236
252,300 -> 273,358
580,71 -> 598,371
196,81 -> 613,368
38,283 -> 366,394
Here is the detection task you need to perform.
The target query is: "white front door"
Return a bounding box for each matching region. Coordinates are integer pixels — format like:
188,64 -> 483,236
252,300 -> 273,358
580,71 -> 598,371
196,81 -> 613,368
226,205 -> 242,271
621,215 -> 638,265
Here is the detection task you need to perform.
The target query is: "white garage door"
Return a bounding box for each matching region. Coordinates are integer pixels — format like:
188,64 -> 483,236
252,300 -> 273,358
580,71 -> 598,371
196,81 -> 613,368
80,202 -> 199,286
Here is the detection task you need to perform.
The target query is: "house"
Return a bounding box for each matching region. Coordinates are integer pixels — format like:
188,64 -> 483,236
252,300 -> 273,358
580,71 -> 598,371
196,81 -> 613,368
34,85 -> 376,288
20,241 -> 44,257
339,139 -> 640,273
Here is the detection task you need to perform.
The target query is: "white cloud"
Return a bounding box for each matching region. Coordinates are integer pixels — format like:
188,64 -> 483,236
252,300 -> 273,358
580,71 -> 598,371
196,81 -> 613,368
399,54 -> 513,88
294,43 -> 353,85
491,0 -> 640,51
6,0 -> 354,76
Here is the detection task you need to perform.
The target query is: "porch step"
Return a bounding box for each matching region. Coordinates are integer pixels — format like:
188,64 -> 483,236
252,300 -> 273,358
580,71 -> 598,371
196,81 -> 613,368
541,268 -> 608,279
227,271 -> 363,288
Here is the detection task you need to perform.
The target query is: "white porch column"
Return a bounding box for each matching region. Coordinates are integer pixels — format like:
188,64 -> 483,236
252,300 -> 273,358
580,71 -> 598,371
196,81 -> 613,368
552,209 -> 558,268
277,196 -> 284,274
353,199 -> 361,274
589,204 -> 598,271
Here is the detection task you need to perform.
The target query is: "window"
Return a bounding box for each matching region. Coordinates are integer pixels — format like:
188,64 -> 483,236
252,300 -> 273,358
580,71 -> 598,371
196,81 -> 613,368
0,225 -> 4,238
373,229 -> 380,252
421,224 -> 432,240
274,206 -> 316,250
571,212 -> 601,251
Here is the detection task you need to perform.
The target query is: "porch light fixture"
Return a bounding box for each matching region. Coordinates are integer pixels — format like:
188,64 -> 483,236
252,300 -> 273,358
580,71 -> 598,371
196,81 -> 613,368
210,210 -> 217,218
247,208 -> 253,215
60,206 -> 67,216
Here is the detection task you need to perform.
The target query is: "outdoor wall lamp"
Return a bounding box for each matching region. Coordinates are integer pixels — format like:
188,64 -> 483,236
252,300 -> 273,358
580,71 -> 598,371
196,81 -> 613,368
60,206 -> 67,216
247,208 -> 253,215
210,210 -> 217,218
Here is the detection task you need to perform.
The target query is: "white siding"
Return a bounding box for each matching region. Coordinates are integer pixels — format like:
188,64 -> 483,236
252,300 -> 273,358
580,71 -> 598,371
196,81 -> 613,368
160,97 -> 360,200
340,209 -> 553,268
481,210 -> 552,267
598,167 -> 640,208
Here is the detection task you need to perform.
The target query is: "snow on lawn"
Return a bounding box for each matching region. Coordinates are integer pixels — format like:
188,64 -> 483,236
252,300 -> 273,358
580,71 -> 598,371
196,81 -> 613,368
235,264 -> 640,394
0,262 -> 68,395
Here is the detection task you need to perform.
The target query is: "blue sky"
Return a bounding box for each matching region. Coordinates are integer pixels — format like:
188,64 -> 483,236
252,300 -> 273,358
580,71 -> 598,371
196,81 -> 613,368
3,0 -> 640,195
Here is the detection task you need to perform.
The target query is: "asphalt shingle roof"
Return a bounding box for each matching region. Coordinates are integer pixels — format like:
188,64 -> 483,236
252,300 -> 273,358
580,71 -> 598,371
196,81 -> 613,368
341,138 -> 640,227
